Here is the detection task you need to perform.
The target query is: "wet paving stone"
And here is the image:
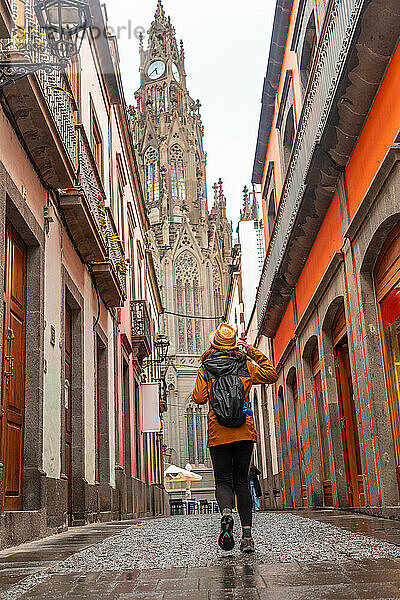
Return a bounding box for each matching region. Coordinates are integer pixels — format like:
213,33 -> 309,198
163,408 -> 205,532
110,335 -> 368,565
1,512 -> 400,599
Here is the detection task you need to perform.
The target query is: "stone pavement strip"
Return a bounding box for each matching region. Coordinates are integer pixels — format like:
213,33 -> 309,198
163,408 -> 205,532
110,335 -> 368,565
0,511 -> 399,599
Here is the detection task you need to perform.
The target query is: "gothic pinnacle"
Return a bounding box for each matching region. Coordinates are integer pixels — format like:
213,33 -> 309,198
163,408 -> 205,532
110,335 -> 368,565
212,182 -> 219,202
155,0 -> 165,19
218,178 -> 224,200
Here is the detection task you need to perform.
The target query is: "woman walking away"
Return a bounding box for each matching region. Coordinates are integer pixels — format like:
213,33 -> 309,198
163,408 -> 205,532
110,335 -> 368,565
192,323 -> 278,553
249,465 -> 262,512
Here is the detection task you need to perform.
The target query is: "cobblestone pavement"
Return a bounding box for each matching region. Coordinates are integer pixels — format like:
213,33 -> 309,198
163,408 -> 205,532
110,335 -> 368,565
0,511 -> 400,599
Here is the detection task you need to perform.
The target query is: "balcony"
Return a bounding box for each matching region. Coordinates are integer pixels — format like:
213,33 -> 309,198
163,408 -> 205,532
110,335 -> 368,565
59,188 -> 106,262
74,125 -> 126,307
0,40 -> 77,188
256,0 -> 400,335
0,18 -> 127,309
0,1 -> 12,37
130,300 -> 152,363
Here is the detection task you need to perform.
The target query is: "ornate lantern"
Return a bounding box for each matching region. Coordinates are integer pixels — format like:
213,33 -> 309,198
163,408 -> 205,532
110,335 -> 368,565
155,335 -> 170,363
35,0 -> 92,61
0,0 -> 92,88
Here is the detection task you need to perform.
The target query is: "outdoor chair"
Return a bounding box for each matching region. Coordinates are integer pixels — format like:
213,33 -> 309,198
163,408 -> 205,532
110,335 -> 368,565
187,500 -> 198,515
199,500 -> 212,514
169,499 -> 185,516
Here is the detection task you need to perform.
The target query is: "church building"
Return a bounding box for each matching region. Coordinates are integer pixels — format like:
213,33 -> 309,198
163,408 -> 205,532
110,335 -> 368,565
131,1 -> 232,499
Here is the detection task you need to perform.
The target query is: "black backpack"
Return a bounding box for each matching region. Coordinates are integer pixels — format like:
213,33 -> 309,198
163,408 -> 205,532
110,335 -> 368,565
202,353 -> 250,428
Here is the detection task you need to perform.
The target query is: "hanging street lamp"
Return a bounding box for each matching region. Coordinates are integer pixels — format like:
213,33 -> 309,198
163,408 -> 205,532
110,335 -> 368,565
0,0 -> 92,88
155,335 -> 170,364
34,0 -> 92,61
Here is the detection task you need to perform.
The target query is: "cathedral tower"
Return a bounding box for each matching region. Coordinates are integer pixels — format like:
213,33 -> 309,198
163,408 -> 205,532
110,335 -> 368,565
132,1 -> 232,497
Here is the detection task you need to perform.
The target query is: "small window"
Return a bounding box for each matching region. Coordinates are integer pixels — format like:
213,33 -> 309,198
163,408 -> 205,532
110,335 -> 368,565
300,12 -> 317,92
129,231 -> 136,301
116,156 -> 126,244
283,106 -> 295,170
91,110 -> 103,179
267,190 -> 276,237
66,55 -> 79,103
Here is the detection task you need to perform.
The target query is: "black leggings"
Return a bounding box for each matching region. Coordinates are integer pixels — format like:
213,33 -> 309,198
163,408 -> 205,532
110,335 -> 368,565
209,440 -> 254,527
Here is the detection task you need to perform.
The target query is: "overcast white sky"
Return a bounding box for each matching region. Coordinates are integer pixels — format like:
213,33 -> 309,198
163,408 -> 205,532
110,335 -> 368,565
105,0 -> 276,224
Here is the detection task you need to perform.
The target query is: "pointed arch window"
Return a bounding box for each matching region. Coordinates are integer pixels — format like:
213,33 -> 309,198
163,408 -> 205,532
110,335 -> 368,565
300,11 -> 317,93
283,106 -> 295,170
213,262 -> 223,319
175,252 -> 201,354
170,145 -> 186,203
186,403 -> 206,465
144,147 -> 160,206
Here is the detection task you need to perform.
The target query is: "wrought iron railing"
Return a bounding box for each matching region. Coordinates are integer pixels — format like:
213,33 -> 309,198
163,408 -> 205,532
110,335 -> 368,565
0,0 -> 77,166
256,0 -> 364,327
130,300 -> 152,351
1,2 -> 126,298
77,125 -> 127,296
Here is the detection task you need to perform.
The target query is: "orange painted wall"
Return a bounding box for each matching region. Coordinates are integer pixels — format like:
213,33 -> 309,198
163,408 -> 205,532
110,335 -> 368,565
295,193 -> 342,320
273,299 -> 295,363
345,42 -> 400,220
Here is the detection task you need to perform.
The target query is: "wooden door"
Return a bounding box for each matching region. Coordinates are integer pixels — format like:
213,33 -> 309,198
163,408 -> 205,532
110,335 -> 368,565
95,338 -> 100,483
1,223 -> 27,511
65,305 -> 73,523
293,378 -> 307,506
312,345 -> 333,506
333,306 -> 364,507
375,221 -> 400,495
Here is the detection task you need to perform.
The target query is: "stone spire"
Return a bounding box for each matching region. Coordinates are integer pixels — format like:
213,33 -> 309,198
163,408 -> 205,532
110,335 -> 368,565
240,186 -> 252,221
155,0 -> 166,20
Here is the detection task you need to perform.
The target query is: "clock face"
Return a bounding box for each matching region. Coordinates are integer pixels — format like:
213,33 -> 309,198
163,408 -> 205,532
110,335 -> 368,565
172,63 -> 181,82
147,60 -> 165,80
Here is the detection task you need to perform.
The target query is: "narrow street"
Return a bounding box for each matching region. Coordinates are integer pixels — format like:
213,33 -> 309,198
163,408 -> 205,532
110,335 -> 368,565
0,512 -> 399,600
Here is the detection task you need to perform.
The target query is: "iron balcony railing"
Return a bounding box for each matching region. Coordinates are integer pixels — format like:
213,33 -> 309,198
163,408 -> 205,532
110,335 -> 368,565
130,300 -> 152,358
0,2 -> 126,298
257,0 -> 365,328
0,18 -> 77,169
77,125 -> 127,297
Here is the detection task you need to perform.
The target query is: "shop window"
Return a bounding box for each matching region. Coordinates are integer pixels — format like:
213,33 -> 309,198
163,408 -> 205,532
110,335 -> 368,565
300,11 -> 317,93
375,221 -> 400,494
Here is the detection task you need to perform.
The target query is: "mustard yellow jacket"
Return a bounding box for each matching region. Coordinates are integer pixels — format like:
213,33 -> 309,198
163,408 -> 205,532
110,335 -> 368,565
191,346 -> 278,447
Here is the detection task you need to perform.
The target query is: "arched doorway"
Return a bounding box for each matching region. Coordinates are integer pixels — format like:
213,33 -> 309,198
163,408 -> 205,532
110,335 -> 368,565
374,221 -> 400,495
332,306 -> 365,507
277,386 -> 293,507
292,376 -> 307,506
311,344 -> 333,506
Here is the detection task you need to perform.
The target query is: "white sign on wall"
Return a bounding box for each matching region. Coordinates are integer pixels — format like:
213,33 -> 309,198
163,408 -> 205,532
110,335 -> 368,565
141,383 -> 161,433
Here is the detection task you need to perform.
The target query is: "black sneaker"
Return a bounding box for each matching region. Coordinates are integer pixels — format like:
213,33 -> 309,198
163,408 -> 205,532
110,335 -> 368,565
218,514 -> 235,551
240,537 -> 255,553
